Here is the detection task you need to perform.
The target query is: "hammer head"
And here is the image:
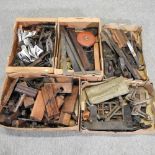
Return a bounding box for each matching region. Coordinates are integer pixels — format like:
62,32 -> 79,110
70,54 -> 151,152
15,83 -> 38,98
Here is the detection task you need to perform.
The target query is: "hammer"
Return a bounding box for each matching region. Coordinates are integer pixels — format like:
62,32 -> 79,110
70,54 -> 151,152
13,83 -> 38,113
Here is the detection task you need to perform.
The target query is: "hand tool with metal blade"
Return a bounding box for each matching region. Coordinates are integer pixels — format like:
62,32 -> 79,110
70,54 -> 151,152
13,83 -> 38,113
62,28 -> 85,73
68,29 -> 92,71
101,30 -> 140,79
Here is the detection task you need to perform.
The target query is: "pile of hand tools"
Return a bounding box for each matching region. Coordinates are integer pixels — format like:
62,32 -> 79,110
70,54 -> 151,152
13,23 -> 56,67
58,26 -> 99,73
0,77 -> 79,128
81,77 -> 154,131
101,27 -> 147,80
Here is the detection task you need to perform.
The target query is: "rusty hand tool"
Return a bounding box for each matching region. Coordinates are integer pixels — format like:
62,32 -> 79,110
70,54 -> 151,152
62,28 -> 85,73
101,30 -> 140,79
13,83 -> 38,113
110,29 -> 140,68
68,29 -> 92,71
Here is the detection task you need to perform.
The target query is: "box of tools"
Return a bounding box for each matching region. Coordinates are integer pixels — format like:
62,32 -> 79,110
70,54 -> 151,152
6,17 -> 104,81
0,74 -> 80,131
1,18 -> 155,134
54,17 -> 103,81
6,18 -> 58,76
80,23 -> 155,134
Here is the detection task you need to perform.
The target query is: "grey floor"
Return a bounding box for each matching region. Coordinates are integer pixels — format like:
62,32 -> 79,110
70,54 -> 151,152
0,0 -> 155,155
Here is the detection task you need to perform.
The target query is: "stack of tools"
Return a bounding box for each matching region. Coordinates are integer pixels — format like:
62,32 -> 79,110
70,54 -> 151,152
101,27 -> 147,80
57,26 -> 100,73
13,23 -> 56,67
0,77 -> 79,128
81,77 -> 155,131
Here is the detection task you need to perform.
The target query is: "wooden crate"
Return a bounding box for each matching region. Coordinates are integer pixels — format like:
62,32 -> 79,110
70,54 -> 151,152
6,18 -> 58,76
79,23 -> 155,134
0,74 -> 80,131
79,80 -> 155,135
54,17 -> 104,81
102,23 -> 148,80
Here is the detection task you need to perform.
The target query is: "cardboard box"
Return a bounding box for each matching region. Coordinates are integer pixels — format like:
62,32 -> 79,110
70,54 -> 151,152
102,23 -> 148,80
54,17 -> 104,81
0,74 -> 80,131
6,18 -> 58,76
79,23 -> 155,134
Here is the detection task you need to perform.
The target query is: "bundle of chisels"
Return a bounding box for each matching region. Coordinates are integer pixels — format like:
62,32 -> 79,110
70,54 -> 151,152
0,77 -> 79,128
81,77 -> 155,131
13,23 -> 56,67
57,26 -> 99,73
101,27 -> 147,80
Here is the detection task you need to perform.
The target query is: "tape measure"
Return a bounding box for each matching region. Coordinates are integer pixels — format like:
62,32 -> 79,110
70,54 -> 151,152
77,31 -> 96,47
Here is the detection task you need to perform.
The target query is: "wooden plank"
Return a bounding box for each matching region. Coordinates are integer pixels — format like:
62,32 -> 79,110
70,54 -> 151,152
46,84 -> 60,118
0,78 -> 18,112
94,42 -> 101,71
0,114 -> 7,123
16,18 -> 57,23
24,96 -> 34,108
42,84 -> 59,119
103,23 -> 142,32
51,83 -> 72,94
6,67 -> 53,74
60,30 -> 67,72
41,85 -> 51,117
58,17 -> 100,23
56,96 -> 64,109
62,28 -> 83,72
30,91 -> 45,121
58,112 -> 71,126
111,29 -> 127,48
55,77 -> 73,83
61,86 -> 79,113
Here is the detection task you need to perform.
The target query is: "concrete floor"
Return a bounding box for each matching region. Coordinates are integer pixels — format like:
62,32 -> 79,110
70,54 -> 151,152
0,0 -> 155,154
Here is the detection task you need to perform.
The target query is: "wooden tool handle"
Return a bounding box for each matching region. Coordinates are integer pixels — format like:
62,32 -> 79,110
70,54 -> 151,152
13,94 -> 26,113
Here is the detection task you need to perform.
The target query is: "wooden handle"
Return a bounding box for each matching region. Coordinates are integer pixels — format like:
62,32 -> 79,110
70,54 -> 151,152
13,94 -> 26,113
